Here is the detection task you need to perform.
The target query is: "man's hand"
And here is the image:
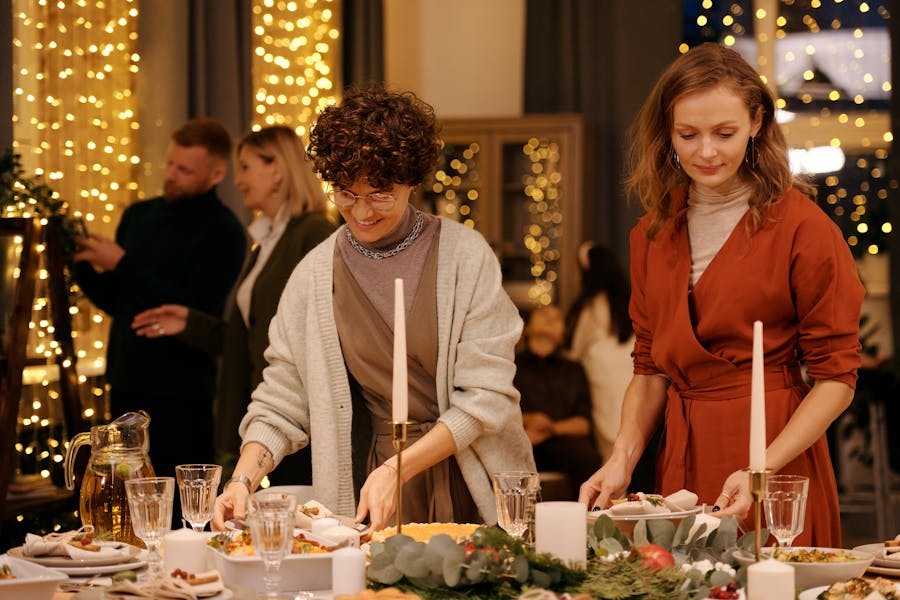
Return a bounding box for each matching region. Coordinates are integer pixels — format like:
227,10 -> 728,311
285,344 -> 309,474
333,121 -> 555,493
73,235 -> 125,270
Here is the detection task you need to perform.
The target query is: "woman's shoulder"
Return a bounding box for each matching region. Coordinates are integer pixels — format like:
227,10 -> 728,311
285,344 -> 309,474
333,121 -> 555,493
769,187 -> 839,231
438,216 -> 493,252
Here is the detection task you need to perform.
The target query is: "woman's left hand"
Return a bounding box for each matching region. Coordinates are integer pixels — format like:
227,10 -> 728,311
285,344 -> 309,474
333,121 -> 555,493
714,469 -> 752,519
355,464 -> 398,531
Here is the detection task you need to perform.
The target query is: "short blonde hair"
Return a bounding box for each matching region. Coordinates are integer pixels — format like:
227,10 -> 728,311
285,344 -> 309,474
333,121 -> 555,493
237,126 -> 327,216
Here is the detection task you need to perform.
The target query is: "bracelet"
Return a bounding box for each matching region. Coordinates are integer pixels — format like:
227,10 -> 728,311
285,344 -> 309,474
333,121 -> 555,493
224,475 -> 252,494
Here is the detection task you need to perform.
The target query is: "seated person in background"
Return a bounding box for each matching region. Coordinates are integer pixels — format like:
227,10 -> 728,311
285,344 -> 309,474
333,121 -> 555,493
514,305 -> 603,499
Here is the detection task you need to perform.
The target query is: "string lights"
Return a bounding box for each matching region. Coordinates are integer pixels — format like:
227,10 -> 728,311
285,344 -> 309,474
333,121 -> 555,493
424,142 -> 481,229
522,138 -> 563,306
250,0 -> 341,135
9,0 -> 139,500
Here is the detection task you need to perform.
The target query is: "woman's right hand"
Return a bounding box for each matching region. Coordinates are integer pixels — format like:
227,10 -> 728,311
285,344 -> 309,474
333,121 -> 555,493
212,481 -> 251,531
132,304 -> 189,338
578,456 -> 631,510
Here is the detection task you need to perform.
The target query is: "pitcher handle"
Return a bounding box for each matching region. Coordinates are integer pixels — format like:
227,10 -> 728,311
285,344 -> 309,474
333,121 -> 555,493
64,431 -> 91,490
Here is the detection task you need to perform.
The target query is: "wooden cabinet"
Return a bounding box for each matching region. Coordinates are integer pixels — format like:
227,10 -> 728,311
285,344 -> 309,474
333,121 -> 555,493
417,114 -> 588,310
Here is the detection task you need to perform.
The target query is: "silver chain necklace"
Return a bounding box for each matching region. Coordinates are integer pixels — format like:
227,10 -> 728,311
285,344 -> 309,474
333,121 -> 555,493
345,210 -> 425,260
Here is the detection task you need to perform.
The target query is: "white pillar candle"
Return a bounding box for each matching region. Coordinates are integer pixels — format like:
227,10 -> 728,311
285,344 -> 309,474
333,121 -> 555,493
534,501 -> 586,568
310,517 -> 340,535
747,558 -> 794,600
749,320 -> 766,471
331,546 -> 367,596
392,278 -> 408,424
163,527 -> 207,574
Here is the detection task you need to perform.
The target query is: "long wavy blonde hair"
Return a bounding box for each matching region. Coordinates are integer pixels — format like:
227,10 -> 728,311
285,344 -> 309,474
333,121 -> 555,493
626,43 -> 814,238
237,126 -> 327,217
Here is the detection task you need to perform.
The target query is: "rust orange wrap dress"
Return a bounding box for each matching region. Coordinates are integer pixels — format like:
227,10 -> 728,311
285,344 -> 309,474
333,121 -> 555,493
630,186 -> 864,547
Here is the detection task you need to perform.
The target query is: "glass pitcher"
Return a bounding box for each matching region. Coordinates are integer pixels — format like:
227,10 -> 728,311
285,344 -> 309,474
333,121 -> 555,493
64,411 -> 155,546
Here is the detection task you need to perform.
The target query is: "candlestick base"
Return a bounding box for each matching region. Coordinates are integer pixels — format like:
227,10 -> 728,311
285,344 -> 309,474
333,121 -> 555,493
390,421 -> 409,535
745,468 -> 771,561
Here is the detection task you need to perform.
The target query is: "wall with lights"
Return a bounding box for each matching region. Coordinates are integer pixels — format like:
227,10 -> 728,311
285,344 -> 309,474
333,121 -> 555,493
384,0 -> 525,117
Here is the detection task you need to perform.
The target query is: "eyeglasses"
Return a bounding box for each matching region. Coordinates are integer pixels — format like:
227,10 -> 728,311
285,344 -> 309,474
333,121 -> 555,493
327,187 -> 398,214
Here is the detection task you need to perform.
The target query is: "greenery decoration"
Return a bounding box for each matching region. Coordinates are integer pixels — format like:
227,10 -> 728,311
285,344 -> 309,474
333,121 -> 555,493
0,148 -> 83,255
365,517 -> 758,600
366,526 -> 585,600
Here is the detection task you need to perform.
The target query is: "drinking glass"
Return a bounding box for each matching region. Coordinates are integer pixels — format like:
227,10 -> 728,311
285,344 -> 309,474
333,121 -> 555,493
492,471 -> 539,540
763,474 -> 809,547
175,464 -> 222,532
247,491 -> 297,599
125,477 -> 175,584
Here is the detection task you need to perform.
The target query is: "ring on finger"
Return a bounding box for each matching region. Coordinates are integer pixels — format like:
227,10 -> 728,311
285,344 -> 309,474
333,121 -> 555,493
720,491 -> 733,501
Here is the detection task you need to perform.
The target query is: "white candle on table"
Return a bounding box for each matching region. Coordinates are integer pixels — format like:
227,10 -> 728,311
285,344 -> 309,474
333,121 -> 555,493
392,277 -> 408,424
163,527 -> 207,574
747,558 -> 794,600
534,501 -> 586,568
749,320 -> 766,471
331,546 -> 367,596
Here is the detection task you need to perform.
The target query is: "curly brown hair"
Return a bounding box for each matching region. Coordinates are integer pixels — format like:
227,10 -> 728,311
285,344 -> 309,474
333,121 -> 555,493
307,85 -> 442,189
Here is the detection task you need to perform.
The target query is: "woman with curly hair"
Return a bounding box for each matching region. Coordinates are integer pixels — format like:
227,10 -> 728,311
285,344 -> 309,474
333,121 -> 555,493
213,86 -> 534,530
578,44 -> 863,547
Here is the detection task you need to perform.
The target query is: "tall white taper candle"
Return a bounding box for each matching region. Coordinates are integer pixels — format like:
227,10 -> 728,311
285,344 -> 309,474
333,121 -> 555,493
392,278 -> 409,423
749,320 -> 766,471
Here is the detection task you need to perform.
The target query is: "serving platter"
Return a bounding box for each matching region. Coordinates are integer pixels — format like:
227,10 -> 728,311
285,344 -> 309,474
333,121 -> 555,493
588,505 -> 704,521
852,542 -> 900,569
8,541 -> 140,567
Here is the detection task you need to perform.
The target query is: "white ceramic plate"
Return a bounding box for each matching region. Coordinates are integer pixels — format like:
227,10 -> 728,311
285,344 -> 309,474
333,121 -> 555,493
852,542 -> 900,568
42,555 -> 147,576
8,541 -> 140,567
866,564 -> 900,577
588,505 -> 704,521
798,587 -> 827,600
0,555 -> 68,600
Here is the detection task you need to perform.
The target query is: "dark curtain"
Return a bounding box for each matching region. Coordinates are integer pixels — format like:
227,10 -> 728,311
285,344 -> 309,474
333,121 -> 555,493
888,0 -> 900,361
524,0 -> 682,262
342,0 -> 385,88
188,0 -> 254,223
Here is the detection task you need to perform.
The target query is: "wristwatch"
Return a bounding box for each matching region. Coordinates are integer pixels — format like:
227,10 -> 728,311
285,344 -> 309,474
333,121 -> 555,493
224,475 -> 252,494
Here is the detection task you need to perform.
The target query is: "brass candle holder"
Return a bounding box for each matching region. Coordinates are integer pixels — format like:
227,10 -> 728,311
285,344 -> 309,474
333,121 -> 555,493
747,468 -> 770,561
391,421 -> 409,534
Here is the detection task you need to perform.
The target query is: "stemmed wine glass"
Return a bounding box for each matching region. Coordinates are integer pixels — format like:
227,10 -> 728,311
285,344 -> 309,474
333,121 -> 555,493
125,477 -> 175,585
175,464 -> 222,532
763,474 -> 809,548
247,491 -> 297,599
492,471 -> 539,541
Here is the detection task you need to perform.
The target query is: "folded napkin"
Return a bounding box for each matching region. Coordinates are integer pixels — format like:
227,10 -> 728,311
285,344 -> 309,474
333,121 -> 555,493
106,572 -> 225,599
883,534 -> 900,559
687,512 -> 722,540
105,579 -> 197,599
22,526 -> 132,561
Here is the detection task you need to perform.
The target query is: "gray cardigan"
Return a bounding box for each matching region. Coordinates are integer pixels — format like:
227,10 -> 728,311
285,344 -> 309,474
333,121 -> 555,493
240,218 -> 535,522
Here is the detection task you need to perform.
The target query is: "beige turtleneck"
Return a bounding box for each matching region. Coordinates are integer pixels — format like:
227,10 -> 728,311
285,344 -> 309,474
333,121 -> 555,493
687,183 -> 752,287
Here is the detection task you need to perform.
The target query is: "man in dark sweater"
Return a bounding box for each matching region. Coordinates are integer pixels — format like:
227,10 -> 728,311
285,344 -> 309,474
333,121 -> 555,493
73,118 -> 246,480
514,305 -> 603,499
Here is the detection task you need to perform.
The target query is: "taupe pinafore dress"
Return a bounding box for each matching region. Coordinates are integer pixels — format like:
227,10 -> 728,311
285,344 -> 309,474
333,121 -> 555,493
332,232 -> 481,524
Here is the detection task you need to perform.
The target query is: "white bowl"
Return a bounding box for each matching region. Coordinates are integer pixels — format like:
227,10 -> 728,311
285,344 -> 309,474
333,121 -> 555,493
206,531 -> 331,593
733,547 -> 874,590
0,555 -> 68,600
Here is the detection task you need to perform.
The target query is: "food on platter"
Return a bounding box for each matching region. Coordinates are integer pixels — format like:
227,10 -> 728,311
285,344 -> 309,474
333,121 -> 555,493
334,588 -> 422,600
207,529 -> 331,557
295,499 -> 335,529
170,568 -> 221,586
772,547 -> 861,563
0,565 -> 13,579
884,534 -> 900,559
816,576 -> 900,599
607,489 -> 699,516
370,522 -> 481,544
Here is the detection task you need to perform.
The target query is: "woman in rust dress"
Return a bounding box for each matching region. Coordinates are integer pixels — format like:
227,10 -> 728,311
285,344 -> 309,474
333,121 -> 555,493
578,44 -> 864,547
